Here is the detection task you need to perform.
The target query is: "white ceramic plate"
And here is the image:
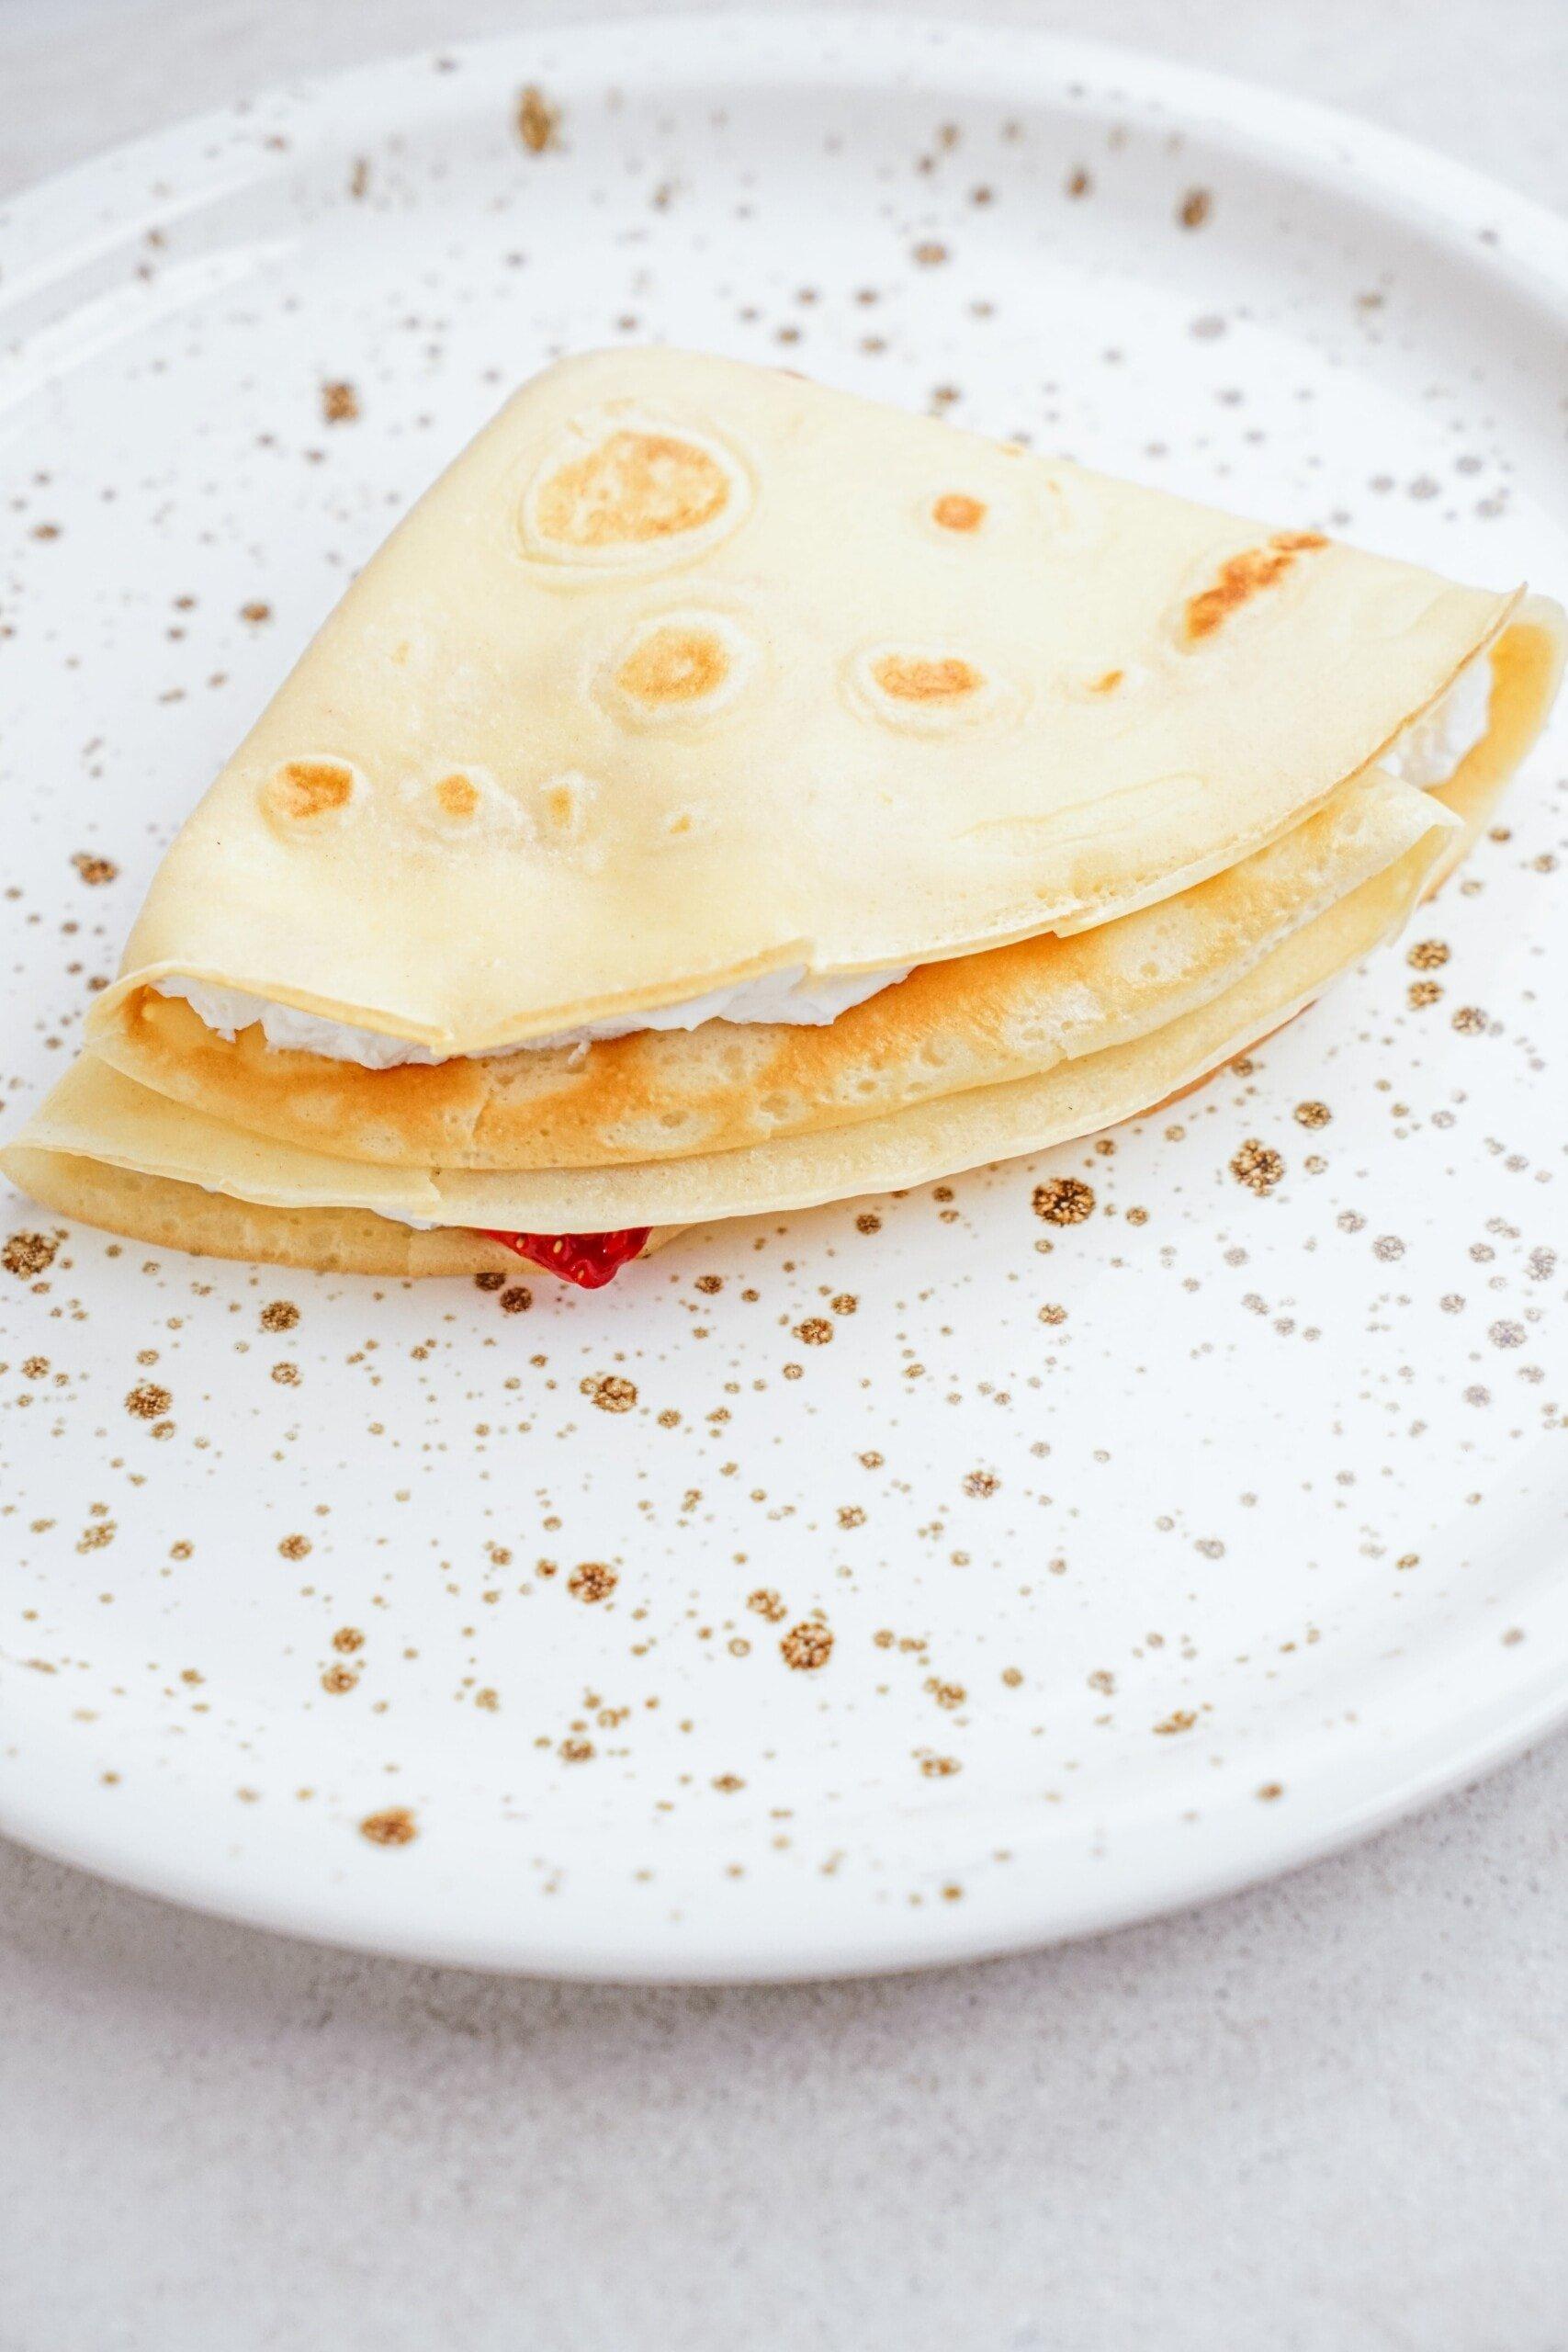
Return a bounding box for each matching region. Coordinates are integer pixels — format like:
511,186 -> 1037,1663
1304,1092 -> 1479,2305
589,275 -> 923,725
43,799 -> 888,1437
3,15 -> 1566,1982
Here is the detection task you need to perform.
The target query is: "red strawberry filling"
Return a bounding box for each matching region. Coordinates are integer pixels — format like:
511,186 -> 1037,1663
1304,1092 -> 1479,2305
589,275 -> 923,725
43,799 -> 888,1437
479,1227 -> 651,1290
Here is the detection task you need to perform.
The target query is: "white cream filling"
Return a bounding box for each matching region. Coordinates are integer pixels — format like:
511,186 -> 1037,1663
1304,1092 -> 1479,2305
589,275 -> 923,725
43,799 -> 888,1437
1379,651 -> 1492,788
154,961 -> 911,1070
154,655 -> 1494,1072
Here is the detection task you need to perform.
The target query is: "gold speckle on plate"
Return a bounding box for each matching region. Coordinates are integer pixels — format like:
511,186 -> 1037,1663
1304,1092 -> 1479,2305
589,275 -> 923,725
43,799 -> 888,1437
359,1806 -> 418,1847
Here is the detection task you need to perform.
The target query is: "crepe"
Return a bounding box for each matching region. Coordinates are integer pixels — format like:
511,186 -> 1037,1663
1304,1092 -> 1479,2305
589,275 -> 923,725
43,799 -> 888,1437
89,346 -> 1528,1062
5,816 -> 1450,1261
88,764 -> 1450,1170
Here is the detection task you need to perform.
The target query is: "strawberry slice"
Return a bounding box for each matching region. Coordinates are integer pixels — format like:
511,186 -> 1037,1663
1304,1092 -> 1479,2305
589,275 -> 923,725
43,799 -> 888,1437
479,1227 -> 651,1290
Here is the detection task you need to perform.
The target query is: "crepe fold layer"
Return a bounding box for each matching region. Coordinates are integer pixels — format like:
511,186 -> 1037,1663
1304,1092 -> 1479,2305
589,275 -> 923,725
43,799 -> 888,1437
90,346 -> 1529,1056
4,815 -> 1454,1252
92,765 -> 1450,1170
0,1150 -> 682,1280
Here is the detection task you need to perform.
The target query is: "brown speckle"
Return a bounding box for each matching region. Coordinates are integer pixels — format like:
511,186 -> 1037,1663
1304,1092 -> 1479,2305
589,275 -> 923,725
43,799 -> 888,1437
1293,1101 -> 1331,1130
1032,1176 -> 1095,1227
1407,938 -> 1450,970
516,85 -> 560,154
321,379 -> 359,424
359,1806 -> 417,1846
582,1372 -> 637,1413
124,1381 -> 172,1421
5,1232 -> 59,1279
71,853 -> 118,886
568,1561 -> 618,1603
1230,1139 -> 1284,1195
260,1300 -> 299,1332
781,1621 -> 834,1671
1179,187 -> 1213,229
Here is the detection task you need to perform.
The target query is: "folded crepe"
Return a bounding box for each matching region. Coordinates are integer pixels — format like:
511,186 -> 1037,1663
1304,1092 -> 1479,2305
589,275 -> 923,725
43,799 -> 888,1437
4,349 -> 1562,1284
0,820 -> 1460,1269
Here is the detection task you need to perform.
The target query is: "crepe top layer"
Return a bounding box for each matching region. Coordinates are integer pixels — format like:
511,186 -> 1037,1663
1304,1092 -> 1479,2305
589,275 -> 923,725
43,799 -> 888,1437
95,346 -> 1519,1057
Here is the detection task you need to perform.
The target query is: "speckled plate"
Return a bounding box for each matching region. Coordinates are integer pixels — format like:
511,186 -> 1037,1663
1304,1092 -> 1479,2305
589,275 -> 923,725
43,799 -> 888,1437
3,16 -> 1566,1982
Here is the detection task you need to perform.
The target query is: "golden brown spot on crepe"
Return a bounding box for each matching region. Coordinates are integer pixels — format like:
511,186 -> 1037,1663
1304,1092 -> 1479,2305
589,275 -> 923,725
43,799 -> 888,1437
615,622 -> 729,707
872,652 -> 984,705
264,758 -> 357,823
434,771 -> 480,820
1088,669 -> 1123,695
1184,533 -> 1326,641
932,492 -> 987,533
534,429 -> 730,548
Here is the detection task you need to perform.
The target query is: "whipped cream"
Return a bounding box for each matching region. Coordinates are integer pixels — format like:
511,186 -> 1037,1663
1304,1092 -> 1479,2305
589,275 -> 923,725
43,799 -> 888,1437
155,654 -> 1494,1071
1380,652 -> 1492,788
155,961 -> 911,1070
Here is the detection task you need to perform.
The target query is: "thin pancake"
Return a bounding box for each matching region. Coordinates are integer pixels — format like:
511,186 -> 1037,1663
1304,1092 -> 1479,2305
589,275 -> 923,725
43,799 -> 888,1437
89,764 -> 1452,1170
0,1155 -> 683,1281
93,346 -> 1522,1056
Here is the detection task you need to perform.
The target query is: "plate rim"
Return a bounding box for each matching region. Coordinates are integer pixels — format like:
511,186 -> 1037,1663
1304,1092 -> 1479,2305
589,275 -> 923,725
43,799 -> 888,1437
3,7 -> 1566,1981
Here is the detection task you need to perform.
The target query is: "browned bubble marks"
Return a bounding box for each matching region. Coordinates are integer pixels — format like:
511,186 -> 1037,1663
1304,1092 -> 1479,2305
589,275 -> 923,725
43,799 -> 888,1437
568,1562 -> 618,1603
72,852 -> 118,886
124,1382 -> 172,1421
1407,939 -> 1450,970
266,759 -> 355,820
932,492 -> 987,534
872,653 -> 983,706
536,431 -> 729,549
321,379 -> 359,424
582,1372 -> 637,1413
1184,533 -> 1326,643
615,624 -> 729,707
434,773 -> 481,820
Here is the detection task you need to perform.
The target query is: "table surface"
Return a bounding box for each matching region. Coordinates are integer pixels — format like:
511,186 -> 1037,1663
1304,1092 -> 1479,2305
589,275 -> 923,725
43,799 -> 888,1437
3,3 -> 1566,2346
